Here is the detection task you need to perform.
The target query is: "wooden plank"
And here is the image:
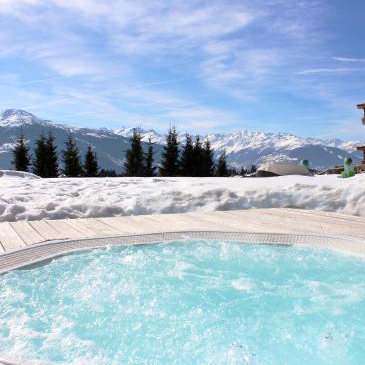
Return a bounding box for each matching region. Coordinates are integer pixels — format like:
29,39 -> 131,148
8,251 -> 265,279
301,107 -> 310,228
98,217 -> 146,234
224,210 -> 305,233
269,209 -> 365,236
63,219 -> 97,238
0,224 -> 7,252
145,213 -> 232,232
254,209 -> 365,238
0,222 -> 27,251
285,208 -> 365,224
72,218 -> 122,236
184,212 -> 245,231
227,209 -> 330,235
47,220 -> 85,240
191,211 -> 285,233
130,215 -> 169,231
29,221 -> 66,241
138,214 -> 192,231
10,221 -> 45,245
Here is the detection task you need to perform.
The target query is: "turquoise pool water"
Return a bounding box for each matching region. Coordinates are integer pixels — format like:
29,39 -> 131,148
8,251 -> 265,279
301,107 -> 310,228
1,240 -> 365,364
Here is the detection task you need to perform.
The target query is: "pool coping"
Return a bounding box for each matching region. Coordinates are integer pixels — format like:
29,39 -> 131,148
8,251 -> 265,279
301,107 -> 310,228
1,230 -> 365,276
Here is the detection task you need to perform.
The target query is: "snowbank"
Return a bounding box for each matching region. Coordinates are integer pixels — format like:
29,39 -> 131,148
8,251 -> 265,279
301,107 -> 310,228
0,170 -> 41,180
0,175 -> 364,222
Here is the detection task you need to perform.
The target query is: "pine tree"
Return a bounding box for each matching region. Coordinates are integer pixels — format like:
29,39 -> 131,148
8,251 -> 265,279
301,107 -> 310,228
84,144 -> 98,177
32,134 -> 48,177
202,140 -> 215,177
12,132 -> 30,172
98,169 -> 117,177
230,168 -> 238,176
160,126 -> 179,176
180,133 -> 194,176
215,149 -> 228,177
192,135 -> 203,176
240,167 -> 247,176
46,132 -> 59,177
145,137 -> 155,177
124,128 -> 145,176
62,134 -> 82,177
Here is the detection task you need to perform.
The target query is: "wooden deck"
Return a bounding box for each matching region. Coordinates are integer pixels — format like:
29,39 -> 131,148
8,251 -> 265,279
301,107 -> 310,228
1,208 -> 365,254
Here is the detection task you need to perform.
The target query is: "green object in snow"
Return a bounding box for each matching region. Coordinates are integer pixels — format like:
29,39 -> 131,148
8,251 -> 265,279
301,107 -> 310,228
300,159 -> 309,169
340,158 -> 355,178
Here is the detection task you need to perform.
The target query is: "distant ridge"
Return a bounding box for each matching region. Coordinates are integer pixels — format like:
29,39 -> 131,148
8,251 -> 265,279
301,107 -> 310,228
114,121 -> 363,169
0,109 -> 363,171
0,109 -> 164,171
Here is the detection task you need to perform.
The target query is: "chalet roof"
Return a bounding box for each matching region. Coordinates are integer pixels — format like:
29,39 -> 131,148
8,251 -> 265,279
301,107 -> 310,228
357,103 -> 365,109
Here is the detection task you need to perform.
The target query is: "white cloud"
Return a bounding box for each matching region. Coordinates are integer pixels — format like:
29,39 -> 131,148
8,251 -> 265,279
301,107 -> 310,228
298,68 -> 365,75
2,0 -> 361,138
43,58 -> 103,77
333,57 -> 365,62
333,57 -> 365,63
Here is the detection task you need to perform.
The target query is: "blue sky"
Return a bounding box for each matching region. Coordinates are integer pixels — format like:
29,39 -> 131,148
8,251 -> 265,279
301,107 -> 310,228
0,0 -> 364,139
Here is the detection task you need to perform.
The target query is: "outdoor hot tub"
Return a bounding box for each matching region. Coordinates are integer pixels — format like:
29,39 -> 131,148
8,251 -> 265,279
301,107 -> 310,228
0,232 -> 365,364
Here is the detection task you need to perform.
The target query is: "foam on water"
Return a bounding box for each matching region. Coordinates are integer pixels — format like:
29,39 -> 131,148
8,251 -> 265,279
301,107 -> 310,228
1,240 -> 365,364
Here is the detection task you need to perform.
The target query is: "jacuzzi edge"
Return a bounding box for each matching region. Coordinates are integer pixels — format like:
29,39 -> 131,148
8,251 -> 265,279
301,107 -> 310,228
1,230 -> 365,276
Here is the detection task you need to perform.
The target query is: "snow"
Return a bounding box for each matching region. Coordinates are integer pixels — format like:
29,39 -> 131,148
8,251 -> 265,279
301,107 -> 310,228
0,174 -> 364,222
1,109 -> 363,171
0,109 -> 74,131
0,170 -> 41,180
113,126 -> 364,169
114,127 -> 163,144
0,109 -> 46,127
0,143 -> 16,153
114,127 -> 363,154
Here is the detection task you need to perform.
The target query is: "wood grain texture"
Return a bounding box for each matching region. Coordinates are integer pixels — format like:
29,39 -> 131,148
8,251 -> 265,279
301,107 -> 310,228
1,208 -> 364,253
0,222 -> 27,251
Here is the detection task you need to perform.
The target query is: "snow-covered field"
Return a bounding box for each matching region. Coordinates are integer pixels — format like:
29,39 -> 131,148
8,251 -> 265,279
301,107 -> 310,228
0,170 -> 41,180
0,173 -> 364,222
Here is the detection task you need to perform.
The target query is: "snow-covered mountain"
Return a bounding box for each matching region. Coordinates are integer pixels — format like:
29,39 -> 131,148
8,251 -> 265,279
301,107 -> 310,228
0,109 -> 363,171
114,126 -> 363,170
0,110 -> 163,171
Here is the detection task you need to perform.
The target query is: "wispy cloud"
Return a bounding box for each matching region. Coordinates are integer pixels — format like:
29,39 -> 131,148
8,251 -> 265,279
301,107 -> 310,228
0,76 -> 70,87
21,79 -> 182,110
0,0 -> 364,138
298,68 -> 365,74
333,57 -> 365,63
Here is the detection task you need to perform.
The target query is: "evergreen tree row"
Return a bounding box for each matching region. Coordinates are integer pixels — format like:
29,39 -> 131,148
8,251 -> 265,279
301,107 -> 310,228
159,127 -> 219,176
12,133 -> 98,178
12,127 -> 244,178
160,127 -> 227,176
124,126 -> 229,177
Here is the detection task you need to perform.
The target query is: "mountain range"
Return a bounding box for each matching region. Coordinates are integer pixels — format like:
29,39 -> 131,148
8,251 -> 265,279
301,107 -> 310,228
0,109 -> 363,172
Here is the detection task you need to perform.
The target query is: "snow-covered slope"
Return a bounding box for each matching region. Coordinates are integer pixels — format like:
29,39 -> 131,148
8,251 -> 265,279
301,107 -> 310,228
0,175 -> 364,222
0,109 -> 42,127
1,109 -> 363,171
0,170 -> 41,179
114,126 -> 164,144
